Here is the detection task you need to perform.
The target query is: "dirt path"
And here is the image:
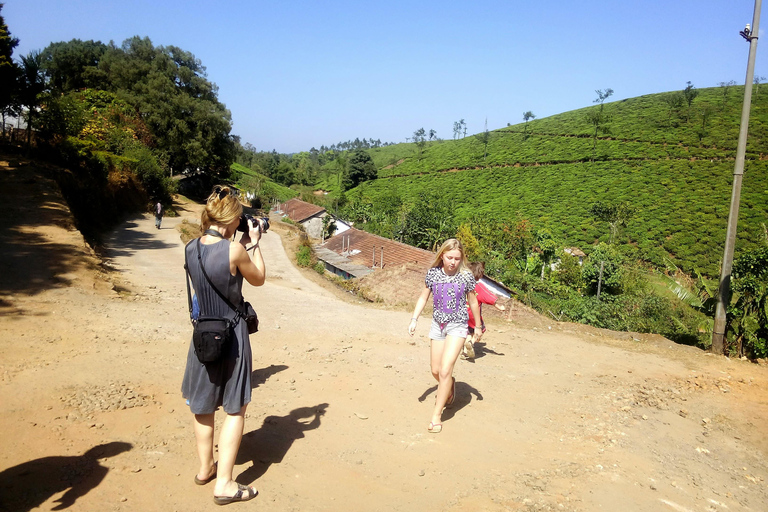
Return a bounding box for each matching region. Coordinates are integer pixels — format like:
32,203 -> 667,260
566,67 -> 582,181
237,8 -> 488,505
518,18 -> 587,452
0,158 -> 767,512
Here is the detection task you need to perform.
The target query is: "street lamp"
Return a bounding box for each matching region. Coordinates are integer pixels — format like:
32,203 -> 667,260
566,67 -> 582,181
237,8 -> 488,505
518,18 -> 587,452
712,0 -> 762,353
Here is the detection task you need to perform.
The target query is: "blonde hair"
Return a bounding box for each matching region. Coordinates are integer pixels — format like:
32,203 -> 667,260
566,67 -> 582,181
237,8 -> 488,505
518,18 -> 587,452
431,238 -> 469,273
201,185 -> 243,231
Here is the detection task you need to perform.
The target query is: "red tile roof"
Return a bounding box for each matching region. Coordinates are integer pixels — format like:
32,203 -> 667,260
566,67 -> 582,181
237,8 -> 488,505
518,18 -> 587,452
322,227 -> 435,270
281,198 -> 326,223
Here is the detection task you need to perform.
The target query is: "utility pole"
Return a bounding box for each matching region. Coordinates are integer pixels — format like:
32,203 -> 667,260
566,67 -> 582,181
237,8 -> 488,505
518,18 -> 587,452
712,0 -> 762,353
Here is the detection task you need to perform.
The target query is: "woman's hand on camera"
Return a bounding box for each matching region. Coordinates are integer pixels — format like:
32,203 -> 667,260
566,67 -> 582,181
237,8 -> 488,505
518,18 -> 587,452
248,219 -> 262,245
240,219 -> 261,247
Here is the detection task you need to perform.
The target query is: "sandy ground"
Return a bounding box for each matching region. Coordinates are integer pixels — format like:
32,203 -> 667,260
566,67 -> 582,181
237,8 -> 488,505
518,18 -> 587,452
1,156 -> 767,512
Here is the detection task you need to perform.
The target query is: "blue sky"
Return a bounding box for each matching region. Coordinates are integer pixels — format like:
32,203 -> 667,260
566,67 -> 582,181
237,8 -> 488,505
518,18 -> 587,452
5,0 -> 767,153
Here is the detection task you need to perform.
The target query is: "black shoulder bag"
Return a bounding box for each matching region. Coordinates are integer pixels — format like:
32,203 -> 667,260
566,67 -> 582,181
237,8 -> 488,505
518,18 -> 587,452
184,235 -> 259,364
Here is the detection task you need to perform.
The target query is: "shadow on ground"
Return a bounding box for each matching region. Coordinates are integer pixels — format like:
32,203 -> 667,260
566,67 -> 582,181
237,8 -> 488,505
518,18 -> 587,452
236,404 -> 328,483
0,441 -> 132,512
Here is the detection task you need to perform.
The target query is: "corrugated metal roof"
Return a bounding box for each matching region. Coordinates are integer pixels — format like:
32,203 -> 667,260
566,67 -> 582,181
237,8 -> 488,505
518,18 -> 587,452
281,198 -> 326,223
322,227 -> 434,270
313,247 -> 373,278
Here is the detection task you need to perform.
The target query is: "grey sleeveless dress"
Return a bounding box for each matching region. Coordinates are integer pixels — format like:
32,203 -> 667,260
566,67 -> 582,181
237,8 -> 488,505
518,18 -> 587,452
181,239 -> 252,415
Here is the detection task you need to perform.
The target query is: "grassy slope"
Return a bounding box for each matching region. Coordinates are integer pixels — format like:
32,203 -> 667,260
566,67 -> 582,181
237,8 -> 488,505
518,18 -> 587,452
230,162 -> 297,202
347,86 -> 768,276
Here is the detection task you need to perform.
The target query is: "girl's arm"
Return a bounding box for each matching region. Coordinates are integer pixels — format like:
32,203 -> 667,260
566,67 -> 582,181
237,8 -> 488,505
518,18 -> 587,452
493,302 -> 506,311
409,286 -> 431,336
467,291 -> 481,327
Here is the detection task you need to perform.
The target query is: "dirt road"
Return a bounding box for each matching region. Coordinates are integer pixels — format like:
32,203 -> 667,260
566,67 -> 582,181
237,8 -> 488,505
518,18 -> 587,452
0,158 -> 767,511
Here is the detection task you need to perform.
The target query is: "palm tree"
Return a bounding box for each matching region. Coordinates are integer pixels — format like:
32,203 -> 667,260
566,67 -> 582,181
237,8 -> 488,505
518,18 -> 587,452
18,51 -> 45,145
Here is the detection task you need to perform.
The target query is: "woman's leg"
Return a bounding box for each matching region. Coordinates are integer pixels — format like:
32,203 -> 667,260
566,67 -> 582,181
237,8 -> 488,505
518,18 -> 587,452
430,335 -> 465,425
193,413 -> 216,482
213,405 -> 256,497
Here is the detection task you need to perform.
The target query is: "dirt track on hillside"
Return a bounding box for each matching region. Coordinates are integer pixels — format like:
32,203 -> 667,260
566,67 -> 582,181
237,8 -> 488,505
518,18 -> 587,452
0,155 -> 767,512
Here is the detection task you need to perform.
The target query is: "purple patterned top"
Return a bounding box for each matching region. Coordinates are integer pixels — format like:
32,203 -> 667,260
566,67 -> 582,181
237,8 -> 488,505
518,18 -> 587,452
425,267 -> 476,325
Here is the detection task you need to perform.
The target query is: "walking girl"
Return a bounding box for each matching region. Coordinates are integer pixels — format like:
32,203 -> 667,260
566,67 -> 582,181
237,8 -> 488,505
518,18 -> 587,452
408,239 -> 481,433
182,186 -> 265,505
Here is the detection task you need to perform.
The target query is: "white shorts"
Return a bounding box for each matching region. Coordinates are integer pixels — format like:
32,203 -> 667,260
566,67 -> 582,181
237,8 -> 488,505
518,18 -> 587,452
429,319 -> 468,340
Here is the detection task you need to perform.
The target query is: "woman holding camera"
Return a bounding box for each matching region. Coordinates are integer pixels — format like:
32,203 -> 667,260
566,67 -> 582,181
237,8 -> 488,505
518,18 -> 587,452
181,186 -> 265,505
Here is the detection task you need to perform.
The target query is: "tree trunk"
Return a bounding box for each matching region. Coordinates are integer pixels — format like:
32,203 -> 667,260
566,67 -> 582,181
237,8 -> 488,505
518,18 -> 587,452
597,260 -> 605,299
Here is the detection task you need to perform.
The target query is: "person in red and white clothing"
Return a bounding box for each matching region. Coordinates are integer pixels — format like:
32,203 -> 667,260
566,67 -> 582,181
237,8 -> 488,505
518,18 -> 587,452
462,262 -> 506,360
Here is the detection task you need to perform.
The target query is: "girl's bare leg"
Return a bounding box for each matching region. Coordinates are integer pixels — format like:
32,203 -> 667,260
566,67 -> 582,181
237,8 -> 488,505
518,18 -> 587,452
429,335 -> 465,426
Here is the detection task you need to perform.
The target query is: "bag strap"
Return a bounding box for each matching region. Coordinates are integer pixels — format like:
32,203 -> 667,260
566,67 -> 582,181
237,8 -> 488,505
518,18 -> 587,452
195,238 -> 245,322
183,240 -> 195,321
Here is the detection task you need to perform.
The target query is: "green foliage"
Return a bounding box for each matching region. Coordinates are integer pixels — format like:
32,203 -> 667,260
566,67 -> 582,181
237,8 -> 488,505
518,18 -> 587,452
731,246 -> 768,358
534,229 -> 558,279
39,39 -> 108,91
590,201 -> 634,244
296,245 -> 313,267
36,36 -> 236,174
456,223 -> 481,261
0,4 -> 19,121
581,243 -> 625,295
554,250 -> 583,289
346,88 -> 768,276
400,191 -> 457,251
229,162 -> 297,206
124,146 -> 174,203
346,149 -> 377,188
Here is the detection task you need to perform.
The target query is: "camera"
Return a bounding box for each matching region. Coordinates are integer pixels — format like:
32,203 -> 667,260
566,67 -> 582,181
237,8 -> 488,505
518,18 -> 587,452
237,214 -> 269,233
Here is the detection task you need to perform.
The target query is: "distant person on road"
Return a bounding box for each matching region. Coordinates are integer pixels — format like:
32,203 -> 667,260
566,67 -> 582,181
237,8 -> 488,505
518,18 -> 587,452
154,201 -> 163,229
408,238 -> 481,433
181,185 -> 266,505
462,261 -> 506,360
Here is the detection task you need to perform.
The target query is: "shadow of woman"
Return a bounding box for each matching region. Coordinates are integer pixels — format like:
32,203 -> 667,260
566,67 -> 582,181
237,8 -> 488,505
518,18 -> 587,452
251,364 -> 288,389
0,441 -> 132,512
235,404 -> 328,484
417,381 -> 483,422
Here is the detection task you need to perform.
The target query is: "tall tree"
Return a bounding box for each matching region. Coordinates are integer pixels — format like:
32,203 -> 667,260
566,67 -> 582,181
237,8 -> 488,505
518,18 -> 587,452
535,228 -> 557,280
522,110 -> 536,138
682,81 -> 698,121
18,51 -> 46,145
474,118 -> 490,167
587,88 -> 613,163
39,39 -> 108,92
412,127 -> 426,160
0,3 -> 19,134
753,75 -> 766,99
718,80 -> 736,110
97,36 -> 235,173
346,149 -> 376,188
589,201 -> 633,298
401,191 -> 457,251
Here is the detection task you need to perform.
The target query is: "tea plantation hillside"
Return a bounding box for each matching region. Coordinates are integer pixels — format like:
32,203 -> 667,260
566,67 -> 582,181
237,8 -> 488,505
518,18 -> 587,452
345,86 -> 768,277
230,162 -> 298,205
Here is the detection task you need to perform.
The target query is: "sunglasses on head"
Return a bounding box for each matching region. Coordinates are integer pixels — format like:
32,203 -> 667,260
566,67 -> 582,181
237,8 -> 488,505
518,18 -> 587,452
213,186 -> 231,200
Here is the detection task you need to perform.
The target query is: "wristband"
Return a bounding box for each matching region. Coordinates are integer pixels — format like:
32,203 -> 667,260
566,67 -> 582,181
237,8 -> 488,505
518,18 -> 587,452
411,317 -> 418,321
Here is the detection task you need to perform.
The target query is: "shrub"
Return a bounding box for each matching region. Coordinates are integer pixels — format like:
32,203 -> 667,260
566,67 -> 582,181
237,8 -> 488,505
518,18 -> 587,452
296,246 -> 312,267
